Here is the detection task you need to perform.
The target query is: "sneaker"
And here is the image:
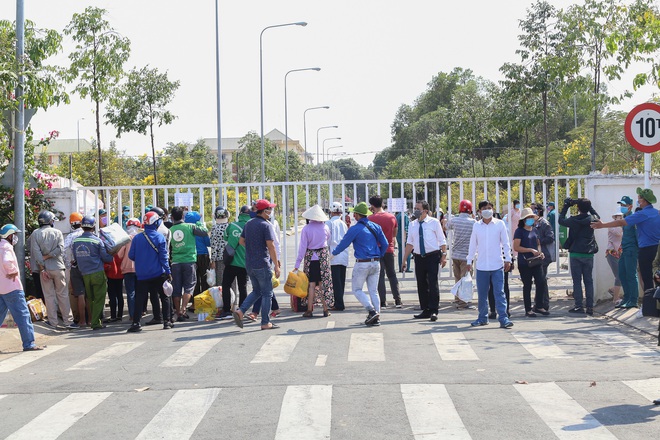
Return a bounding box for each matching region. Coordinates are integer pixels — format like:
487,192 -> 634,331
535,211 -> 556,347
145,319 -> 163,326
66,322 -> 80,329
395,299 -> 403,308
500,321 -> 514,329
365,310 -> 380,325
163,321 -> 173,329
488,312 -> 497,319
43,321 -> 56,328
217,311 -> 232,319
470,320 -> 488,327
430,313 -> 438,322
586,308 -> 594,316
126,324 -> 142,333
381,303 -> 388,309
367,317 -> 381,327
568,306 -> 585,314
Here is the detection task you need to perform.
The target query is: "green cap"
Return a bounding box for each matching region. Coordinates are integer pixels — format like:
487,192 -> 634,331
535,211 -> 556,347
636,187 -> 657,204
350,202 -> 372,216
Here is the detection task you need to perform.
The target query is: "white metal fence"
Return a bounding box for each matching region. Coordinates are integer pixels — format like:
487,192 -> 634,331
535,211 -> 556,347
75,175 -> 589,281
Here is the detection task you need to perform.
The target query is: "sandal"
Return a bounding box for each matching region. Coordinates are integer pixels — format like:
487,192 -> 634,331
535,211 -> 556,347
270,309 -> 281,318
246,313 -> 258,321
525,312 -> 537,318
323,310 -> 331,317
23,345 -> 46,352
261,323 -> 280,330
302,311 -> 313,318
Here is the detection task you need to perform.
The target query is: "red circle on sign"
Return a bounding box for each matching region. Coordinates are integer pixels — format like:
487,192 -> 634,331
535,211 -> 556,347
624,102 -> 660,153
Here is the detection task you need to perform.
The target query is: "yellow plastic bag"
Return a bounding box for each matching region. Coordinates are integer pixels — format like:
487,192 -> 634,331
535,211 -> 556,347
193,291 -> 216,314
272,274 -> 280,289
284,271 -> 308,298
27,298 -> 47,322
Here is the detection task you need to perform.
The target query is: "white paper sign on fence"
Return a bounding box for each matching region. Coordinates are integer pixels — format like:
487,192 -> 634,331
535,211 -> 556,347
387,198 -> 407,212
174,192 -> 194,208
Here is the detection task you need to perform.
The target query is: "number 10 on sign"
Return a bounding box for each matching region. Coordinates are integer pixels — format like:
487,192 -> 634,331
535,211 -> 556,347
625,102 -> 660,153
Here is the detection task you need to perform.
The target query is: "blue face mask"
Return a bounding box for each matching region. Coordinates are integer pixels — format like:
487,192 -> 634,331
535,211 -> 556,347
515,204 -> 521,209
525,218 -> 535,226
619,206 -> 628,214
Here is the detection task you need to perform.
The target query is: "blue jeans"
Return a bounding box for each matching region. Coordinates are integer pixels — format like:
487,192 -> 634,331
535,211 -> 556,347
618,248 -> 639,306
570,256 -> 594,308
124,273 -> 137,319
476,269 -> 510,325
352,261 -> 381,313
240,267 -> 274,326
0,290 -> 37,350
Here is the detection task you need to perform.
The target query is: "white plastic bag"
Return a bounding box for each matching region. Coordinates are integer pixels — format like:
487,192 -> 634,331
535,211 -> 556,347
206,268 -> 216,286
162,280 -> 173,297
457,273 -> 473,302
100,223 -> 131,254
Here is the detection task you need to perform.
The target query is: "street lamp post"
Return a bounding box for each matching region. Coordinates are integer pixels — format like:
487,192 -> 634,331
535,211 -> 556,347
285,67 -> 320,182
77,117 -> 84,153
322,137 -> 341,163
260,21 -> 307,183
215,0 -> 223,195
303,106 -> 329,171
316,125 -> 338,165
326,145 -> 343,160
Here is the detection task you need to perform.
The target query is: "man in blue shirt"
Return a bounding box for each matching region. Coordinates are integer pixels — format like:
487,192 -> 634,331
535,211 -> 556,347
332,202 -> 389,326
593,187 -> 660,292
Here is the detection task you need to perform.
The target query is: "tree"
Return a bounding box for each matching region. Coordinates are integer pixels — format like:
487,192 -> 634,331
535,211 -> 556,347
106,65 -> 180,186
234,131 -> 277,183
561,0 -> 630,172
155,140 -> 216,186
64,7 -> 131,188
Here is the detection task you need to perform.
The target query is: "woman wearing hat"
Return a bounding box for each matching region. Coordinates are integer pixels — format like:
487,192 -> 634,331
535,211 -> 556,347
294,205 -> 334,317
513,207 -> 549,317
605,211 -> 624,304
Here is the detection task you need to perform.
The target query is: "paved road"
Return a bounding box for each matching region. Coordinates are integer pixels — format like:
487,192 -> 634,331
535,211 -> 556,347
1,297 -> 659,440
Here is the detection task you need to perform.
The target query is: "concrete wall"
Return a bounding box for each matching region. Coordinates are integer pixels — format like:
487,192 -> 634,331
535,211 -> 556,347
46,188 -> 78,235
586,175 -> 655,302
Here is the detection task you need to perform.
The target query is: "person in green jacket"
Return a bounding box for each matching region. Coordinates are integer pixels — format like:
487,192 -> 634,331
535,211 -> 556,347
219,205 -> 250,318
169,206 -> 208,321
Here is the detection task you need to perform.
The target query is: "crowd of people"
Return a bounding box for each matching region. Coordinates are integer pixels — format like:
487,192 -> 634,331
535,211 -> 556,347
2,187 -> 659,352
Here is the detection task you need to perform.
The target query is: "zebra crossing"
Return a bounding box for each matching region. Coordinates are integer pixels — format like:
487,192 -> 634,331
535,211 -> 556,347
0,379 -> 658,439
0,327 -> 658,373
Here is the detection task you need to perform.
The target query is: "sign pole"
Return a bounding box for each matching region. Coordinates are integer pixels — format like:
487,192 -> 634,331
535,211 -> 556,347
644,153 -> 651,188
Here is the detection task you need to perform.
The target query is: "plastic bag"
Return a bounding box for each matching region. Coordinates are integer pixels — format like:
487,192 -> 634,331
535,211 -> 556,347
283,270 -> 308,298
206,268 -> 215,286
100,223 -> 131,254
450,273 -> 473,302
162,281 -> 173,297
27,298 -> 47,322
194,290 -> 217,313
272,274 -> 280,289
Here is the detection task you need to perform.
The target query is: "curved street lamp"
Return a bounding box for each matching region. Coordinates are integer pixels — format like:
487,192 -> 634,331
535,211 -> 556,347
260,21 -> 307,183
322,137 -> 341,163
326,145 -> 343,161
316,125 -> 338,165
303,106 -> 329,166
285,67 -> 320,181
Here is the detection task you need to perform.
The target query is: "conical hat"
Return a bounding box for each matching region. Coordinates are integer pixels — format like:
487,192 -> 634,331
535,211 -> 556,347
302,204 -> 328,222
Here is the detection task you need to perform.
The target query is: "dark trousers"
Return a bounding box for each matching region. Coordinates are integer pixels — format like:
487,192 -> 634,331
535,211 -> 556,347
518,264 -> 548,312
107,278 -> 124,319
413,252 -> 440,313
638,245 -> 658,292
194,253 -> 211,296
331,265 -> 347,310
489,270 -> 510,316
222,264 -> 248,312
378,252 -> 401,304
31,272 -> 44,300
133,276 -> 171,325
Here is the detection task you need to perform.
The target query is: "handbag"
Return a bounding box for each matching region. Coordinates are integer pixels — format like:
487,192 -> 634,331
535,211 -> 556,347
653,287 -> 660,300
525,254 -> 544,268
222,244 -> 235,265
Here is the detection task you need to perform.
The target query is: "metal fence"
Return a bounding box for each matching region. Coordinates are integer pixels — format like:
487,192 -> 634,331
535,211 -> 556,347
76,175 -> 589,281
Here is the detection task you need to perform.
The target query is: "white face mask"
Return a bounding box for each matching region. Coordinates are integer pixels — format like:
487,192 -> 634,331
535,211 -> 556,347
216,218 -> 228,224
481,209 -> 493,219
11,235 -> 18,246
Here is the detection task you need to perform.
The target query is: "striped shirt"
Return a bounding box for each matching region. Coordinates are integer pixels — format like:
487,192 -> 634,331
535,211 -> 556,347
447,213 -> 475,261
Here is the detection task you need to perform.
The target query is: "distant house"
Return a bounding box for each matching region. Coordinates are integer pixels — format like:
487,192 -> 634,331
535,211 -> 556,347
33,138 -> 94,166
204,129 -> 310,180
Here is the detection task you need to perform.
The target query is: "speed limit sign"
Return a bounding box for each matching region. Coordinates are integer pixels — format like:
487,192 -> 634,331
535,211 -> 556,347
624,102 -> 660,153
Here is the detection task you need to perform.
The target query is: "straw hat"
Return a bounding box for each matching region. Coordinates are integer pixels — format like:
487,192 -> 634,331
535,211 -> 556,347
302,204 -> 328,222
520,207 -> 537,220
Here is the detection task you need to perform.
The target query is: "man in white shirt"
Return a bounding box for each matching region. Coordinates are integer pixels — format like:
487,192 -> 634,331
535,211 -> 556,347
402,200 -> 447,321
466,200 -> 514,328
327,202 -> 349,310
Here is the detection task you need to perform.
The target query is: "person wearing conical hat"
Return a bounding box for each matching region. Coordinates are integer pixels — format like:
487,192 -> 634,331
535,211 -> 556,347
294,204 -> 334,317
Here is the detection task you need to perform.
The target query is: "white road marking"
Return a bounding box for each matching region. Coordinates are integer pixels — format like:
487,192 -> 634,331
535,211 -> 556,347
623,377 -> 660,401
326,321 -> 335,329
514,382 -> 617,439
315,354 -> 327,367
590,331 -> 660,358
432,332 -> 479,361
6,392 -> 111,440
67,342 -> 144,371
348,333 -> 385,362
0,345 -> 66,373
135,388 -> 220,440
0,394 -> 5,401
512,332 -> 571,359
159,339 -> 222,367
251,335 -> 301,363
401,384 -> 471,439
275,385 -> 332,440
